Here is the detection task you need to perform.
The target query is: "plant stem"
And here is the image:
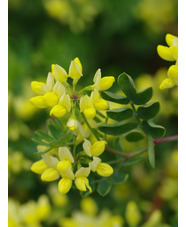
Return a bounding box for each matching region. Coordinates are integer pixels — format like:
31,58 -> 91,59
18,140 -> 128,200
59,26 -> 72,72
96,110 -> 106,119
130,101 -> 141,126
105,145 -> 126,156
105,146 -> 147,159
154,135 -> 178,145
72,136 -> 77,157
107,147 -> 147,165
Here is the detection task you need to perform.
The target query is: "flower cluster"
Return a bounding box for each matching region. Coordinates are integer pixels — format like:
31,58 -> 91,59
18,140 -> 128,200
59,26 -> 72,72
31,142 -> 113,194
8,195 -> 51,227
58,197 -> 124,227
30,58 -> 115,194
157,33 -> 178,89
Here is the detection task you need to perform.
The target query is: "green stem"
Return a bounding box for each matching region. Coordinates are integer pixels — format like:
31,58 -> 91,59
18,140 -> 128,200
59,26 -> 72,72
105,145 -> 125,156
78,85 -> 93,95
130,101 -> 141,126
72,136 -> 77,157
96,110 -> 107,119
107,147 -> 147,164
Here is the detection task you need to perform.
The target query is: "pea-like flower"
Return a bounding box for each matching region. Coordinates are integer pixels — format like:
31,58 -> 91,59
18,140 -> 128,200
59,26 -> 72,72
58,168 -> 75,194
83,139 -> 107,157
91,88 -> 109,110
57,147 -> 74,172
89,157 -> 113,177
29,58 -> 116,195
80,95 -> 96,119
52,64 -> 68,83
68,57 -> 83,80
75,167 -> 92,193
92,69 -> 115,91
157,33 -> 178,89
50,93 -> 71,117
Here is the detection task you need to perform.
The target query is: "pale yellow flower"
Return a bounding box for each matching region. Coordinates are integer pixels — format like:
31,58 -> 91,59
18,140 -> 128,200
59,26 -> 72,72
83,139 -> 107,157
89,157 -> 113,177
75,167 -> 92,193
157,33 -> 178,89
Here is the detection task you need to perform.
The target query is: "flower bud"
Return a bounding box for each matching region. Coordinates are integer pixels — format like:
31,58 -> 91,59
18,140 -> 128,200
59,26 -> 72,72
157,45 -> 175,61
58,178 -> 72,194
30,96 -> 47,108
57,160 -> 71,172
31,81 -> 45,94
52,64 -> 67,83
96,163 -> 113,177
125,201 -> 141,227
100,76 -> 115,91
41,168 -> 60,181
31,159 -> 48,174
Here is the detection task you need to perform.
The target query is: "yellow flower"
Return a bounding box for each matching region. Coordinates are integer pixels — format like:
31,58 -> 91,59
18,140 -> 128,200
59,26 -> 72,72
31,152 -> 60,182
89,157 -> 113,177
43,81 -> 66,107
143,210 -> 162,227
83,139 -> 107,157
57,147 -> 74,172
93,69 -> 115,91
157,33 -> 178,89
80,197 -> 98,216
58,168 -> 75,194
30,96 -> 48,108
48,183 -> 68,207
91,88 -> 109,110
125,201 -> 141,227
36,195 -> 51,221
31,159 -> 48,174
52,64 -> 68,83
67,117 -> 78,131
50,93 -> 71,117
75,167 -> 92,193
31,81 -> 45,94
80,95 -> 96,119
30,73 -> 66,109
68,57 -> 83,80
43,92 -> 59,106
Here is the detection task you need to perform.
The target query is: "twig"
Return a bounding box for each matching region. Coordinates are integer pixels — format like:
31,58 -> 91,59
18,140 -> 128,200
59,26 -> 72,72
106,146 -> 147,164
105,145 -> 126,156
154,135 -> 178,145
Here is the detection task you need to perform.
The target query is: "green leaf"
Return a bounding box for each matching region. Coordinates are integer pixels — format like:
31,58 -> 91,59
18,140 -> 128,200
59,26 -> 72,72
97,179 -> 112,196
48,125 -> 64,140
137,102 -> 160,120
117,72 -> 137,100
48,118 -> 65,132
107,108 -> 133,121
147,135 -> 155,168
121,157 -> 144,167
133,87 -> 153,105
125,130 -> 145,142
101,91 -> 130,104
50,130 -> 73,147
111,171 -> 129,184
142,120 -> 166,138
99,121 -> 138,136
34,130 -> 54,142
31,137 -> 50,146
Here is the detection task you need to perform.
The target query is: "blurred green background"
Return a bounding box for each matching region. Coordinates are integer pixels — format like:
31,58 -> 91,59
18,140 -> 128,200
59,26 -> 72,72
8,0 -> 178,226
